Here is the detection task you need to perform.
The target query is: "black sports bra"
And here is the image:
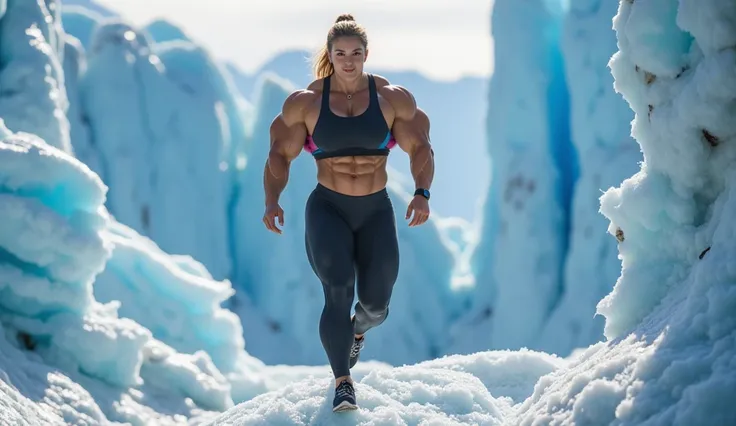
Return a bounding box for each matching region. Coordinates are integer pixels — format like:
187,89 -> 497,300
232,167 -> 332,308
304,73 -> 396,160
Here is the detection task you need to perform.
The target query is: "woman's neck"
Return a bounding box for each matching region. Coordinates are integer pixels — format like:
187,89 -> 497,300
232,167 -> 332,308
332,72 -> 367,95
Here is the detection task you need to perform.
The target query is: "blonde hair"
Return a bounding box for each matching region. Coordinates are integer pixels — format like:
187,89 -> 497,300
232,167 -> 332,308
312,14 -> 368,79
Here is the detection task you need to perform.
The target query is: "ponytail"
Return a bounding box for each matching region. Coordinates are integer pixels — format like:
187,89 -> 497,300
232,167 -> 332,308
312,45 -> 334,79
312,13 -> 367,80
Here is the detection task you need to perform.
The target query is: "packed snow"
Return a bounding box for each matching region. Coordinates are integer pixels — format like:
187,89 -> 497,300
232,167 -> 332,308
2,0 -> 736,424
211,367 -> 508,426
206,350 -> 563,426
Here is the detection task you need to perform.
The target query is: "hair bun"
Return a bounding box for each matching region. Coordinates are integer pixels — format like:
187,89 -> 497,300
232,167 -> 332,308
335,13 -> 355,23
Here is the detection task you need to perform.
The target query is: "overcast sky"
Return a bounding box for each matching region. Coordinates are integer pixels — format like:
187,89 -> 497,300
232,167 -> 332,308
93,0 -> 494,81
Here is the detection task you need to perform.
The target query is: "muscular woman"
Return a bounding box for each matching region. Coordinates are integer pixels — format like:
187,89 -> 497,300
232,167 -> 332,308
262,13 -> 434,412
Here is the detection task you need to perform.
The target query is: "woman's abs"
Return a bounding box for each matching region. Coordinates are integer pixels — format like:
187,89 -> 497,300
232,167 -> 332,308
316,155 -> 389,196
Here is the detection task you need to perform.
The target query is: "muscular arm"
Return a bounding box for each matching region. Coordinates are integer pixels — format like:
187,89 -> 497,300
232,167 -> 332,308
264,92 -> 308,206
390,90 -> 434,191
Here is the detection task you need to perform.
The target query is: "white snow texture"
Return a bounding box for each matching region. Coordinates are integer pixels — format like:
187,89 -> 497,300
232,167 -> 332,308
1,0 -> 735,425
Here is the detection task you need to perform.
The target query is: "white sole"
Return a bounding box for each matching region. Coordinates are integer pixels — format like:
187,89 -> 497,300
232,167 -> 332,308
333,401 -> 358,412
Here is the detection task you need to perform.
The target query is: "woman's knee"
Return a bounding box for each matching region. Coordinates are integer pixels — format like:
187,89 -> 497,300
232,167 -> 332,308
358,299 -> 390,319
322,270 -> 355,305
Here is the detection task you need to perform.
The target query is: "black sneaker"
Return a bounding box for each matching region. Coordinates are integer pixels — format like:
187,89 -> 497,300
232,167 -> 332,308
332,380 -> 357,412
349,336 -> 364,369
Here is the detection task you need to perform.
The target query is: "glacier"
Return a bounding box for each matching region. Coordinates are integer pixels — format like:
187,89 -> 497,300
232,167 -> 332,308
59,4 -> 104,49
62,33 -> 101,176
0,0 -> 72,153
512,0 -> 736,422
535,0 -> 644,354
2,0 -> 736,424
450,0 -> 577,355
145,19 -> 193,44
0,119 -> 266,423
78,20 -> 234,281
452,0 -> 646,359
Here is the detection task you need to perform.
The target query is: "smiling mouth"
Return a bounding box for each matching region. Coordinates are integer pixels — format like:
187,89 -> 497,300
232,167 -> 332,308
343,68 -> 355,72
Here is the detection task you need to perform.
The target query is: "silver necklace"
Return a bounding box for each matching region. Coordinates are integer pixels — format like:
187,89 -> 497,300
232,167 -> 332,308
345,75 -> 366,101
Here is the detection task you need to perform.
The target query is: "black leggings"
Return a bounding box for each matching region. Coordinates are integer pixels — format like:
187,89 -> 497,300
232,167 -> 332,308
305,183 -> 400,379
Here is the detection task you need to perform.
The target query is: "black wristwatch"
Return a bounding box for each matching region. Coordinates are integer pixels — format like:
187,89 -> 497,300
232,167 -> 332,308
414,188 -> 430,200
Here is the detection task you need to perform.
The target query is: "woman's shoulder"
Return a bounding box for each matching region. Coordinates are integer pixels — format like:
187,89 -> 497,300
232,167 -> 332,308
372,74 -> 417,117
281,79 -> 325,121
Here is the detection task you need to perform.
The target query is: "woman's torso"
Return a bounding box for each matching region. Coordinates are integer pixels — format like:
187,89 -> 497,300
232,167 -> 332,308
303,74 -> 397,197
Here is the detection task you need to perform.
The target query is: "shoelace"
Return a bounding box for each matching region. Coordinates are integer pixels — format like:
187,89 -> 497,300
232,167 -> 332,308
350,339 -> 364,357
335,381 -> 354,399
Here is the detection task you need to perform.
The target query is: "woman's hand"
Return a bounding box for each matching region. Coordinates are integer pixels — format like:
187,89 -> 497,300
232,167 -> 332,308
406,195 -> 430,227
263,203 -> 285,234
